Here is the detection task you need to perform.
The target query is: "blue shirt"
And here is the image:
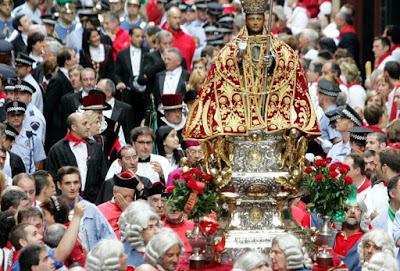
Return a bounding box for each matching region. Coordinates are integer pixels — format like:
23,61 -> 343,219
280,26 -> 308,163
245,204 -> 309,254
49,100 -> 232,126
23,103 -> 46,144
124,241 -> 144,267
54,21 -> 76,43
327,141 -> 351,163
0,19 -> 14,38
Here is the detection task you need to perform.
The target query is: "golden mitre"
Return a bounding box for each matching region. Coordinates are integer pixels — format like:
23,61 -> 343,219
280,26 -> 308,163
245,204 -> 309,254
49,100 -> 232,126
240,0 -> 268,14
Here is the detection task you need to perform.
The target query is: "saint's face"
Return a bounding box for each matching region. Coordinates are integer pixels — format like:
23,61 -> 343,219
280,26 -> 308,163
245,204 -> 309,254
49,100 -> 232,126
246,14 -> 265,35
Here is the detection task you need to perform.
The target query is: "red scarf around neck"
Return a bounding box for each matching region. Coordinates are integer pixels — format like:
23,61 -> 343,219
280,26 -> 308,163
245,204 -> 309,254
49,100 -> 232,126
65,133 -> 88,146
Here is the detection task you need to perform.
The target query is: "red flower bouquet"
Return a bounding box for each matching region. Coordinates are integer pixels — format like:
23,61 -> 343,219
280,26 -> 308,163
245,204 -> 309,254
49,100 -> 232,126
164,168 -> 218,219
302,159 -> 355,219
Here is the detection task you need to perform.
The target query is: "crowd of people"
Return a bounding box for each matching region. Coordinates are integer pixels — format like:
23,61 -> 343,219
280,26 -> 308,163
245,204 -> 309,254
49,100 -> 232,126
0,0 -> 399,270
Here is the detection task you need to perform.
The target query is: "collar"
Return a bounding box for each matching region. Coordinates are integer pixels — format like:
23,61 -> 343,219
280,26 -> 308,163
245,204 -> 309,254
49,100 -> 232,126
139,156 -> 151,163
160,115 -> 186,131
107,97 -> 115,109
65,132 -> 88,146
130,45 -> 141,52
357,178 -> 371,193
391,44 -> 400,53
375,51 -> 392,68
59,67 -> 70,80
339,25 -> 356,39
166,66 -> 182,77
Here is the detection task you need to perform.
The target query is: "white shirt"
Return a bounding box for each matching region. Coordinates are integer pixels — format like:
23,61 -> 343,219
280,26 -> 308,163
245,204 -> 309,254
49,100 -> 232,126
69,142 -> 88,190
347,84 -> 366,111
130,46 -> 142,76
364,182 -> 388,218
163,66 -> 182,95
391,47 -> 400,63
103,97 -> 115,119
12,2 -> 41,24
287,6 -> 309,36
89,44 -> 105,62
106,154 -> 172,182
24,73 -> 44,113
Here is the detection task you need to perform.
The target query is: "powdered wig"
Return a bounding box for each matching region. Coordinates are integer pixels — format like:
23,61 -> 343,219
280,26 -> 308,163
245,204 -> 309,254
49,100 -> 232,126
144,228 -> 183,267
362,252 -> 399,271
119,200 -> 161,248
85,239 -> 125,271
358,229 -> 396,264
232,251 -> 270,271
271,233 -> 310,270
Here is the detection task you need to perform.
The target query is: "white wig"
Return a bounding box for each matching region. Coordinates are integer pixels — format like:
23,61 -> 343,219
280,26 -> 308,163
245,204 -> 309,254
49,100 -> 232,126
144,228 -> 183,267
119,200 -> 161,249
232,251 -> 270,271
85,239 -> 124,271
272,233 -> 310,270
362,252 -> 399,271
358,229 -> 396,263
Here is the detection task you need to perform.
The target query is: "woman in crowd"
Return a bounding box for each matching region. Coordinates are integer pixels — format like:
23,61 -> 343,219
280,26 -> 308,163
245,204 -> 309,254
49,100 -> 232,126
155,126 -> 184,169
270,233 -> 311,271
27,31 -> 45,67
357,229 -> 396,269
79,28 -> 115,80
364,90 -> 385,108
86,239 -> 130,271
233,251 -> 270,271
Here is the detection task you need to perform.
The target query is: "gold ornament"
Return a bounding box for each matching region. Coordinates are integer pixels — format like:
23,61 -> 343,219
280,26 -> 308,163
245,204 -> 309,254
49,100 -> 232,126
240,0 -> 268,14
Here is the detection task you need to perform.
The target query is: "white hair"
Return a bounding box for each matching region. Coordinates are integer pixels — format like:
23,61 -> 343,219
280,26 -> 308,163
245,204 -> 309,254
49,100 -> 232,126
362,252 -> 399,271
85,239 -> 125,271
144,228 -> 183,267
300,28 -> 319,45
358,229 -> 396,264
232,251 -> 270,271
119,200 -> 161,249
272,233 -> 310,270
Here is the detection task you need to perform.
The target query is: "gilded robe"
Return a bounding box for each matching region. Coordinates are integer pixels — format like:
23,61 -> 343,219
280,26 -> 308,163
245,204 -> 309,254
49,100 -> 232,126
183,27 -> 320,140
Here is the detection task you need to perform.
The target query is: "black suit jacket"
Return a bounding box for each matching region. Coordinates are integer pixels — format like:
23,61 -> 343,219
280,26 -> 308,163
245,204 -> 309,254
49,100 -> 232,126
61,91 -> 82,124
111,100 -> 134,143
11,34 -> 26,55
115,47 -> 148,127
9,151 -> 25,177
46,138 -> 108,203
153,69 -> 189,107
44,70 -> 73,151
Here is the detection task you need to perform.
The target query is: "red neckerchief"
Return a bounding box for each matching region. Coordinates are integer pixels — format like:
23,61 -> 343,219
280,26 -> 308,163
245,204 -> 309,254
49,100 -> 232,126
391,44 -> 400,53
65,133 -> 88,146
389,86 -> 400,121
126,266 -> 135,271
357,178 -> 371,193
362,125 -> 385,134
347,82 -> 361,88
375,51 -> 392,68
388,142 -> 400,150
339,25 -> 356,39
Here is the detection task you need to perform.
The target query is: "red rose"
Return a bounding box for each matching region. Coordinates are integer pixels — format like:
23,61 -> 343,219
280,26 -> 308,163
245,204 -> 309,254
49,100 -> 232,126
165,185 -> 175,193
181,172 -> 191,181
320,160 -> 327,167
171,172 -> 181,180
330,170 -> 339,179
339,165 -> 348,174
315,174 -> 324,181
190,168 -> 203,176
344,175 -> 353,185
203,174 -> 213,182
329,162 -> 341,172
314,159 -> 323,167
326,157 -> 332,164
304,167 -> 313,174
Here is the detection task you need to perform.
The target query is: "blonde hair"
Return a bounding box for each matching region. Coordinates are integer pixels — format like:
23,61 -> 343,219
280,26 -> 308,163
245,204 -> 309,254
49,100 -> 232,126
187,69 -> 206,92
339,60 -> 361,83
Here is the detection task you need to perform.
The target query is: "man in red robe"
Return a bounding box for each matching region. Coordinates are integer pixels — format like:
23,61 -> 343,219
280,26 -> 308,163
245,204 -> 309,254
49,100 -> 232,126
162,6 -> 196,71
98,172 -> 141,239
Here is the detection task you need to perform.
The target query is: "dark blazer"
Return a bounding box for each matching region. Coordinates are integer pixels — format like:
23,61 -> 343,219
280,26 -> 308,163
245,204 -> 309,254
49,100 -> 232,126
60,91 -> 82,123
338,32 -> 359,64
153,69 -> 189,107
46,138 -> 108,203
9,151 -> 26,177
44,70 -> 73,151
111,99 -> 135,143
11,34 -> 26,55
79,44 -> 115,81
115,46 -> 148,127
95,174 -> 152,205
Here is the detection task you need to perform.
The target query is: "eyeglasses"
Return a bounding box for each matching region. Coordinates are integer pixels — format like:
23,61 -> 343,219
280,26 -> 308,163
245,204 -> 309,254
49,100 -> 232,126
135,140 -> 153,145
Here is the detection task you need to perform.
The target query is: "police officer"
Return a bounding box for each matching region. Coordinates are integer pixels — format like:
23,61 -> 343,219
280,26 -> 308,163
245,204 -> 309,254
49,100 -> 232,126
327,105 -> 363,163
14,80 -> 46,144
6,100 -> 46,173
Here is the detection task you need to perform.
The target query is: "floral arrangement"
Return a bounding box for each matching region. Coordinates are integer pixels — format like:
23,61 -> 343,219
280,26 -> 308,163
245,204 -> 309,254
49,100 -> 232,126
302,158 -> 355,219
164,168 -> 218,219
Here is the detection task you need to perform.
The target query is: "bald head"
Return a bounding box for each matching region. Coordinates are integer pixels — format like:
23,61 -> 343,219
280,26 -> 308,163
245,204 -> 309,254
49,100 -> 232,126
167,6 -> 181,31
66,112 -> 89,139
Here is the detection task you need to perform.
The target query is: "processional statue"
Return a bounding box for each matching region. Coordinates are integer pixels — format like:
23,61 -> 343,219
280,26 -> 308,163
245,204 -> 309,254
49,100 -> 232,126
183,0 -> 320,261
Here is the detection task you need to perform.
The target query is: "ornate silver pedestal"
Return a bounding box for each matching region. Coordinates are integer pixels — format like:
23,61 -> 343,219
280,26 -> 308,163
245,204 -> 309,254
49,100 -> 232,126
219,131 -> 300,264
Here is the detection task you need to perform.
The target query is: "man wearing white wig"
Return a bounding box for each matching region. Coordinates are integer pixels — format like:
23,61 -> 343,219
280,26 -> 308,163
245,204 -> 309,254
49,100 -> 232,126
270,233 -> 311,271
136,228 -> 183,271
232,251 -> 270,271
356,229 -> 396,270
361,252 -> 399,271
85,239 -> 131,271
119,200 -> 162,267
